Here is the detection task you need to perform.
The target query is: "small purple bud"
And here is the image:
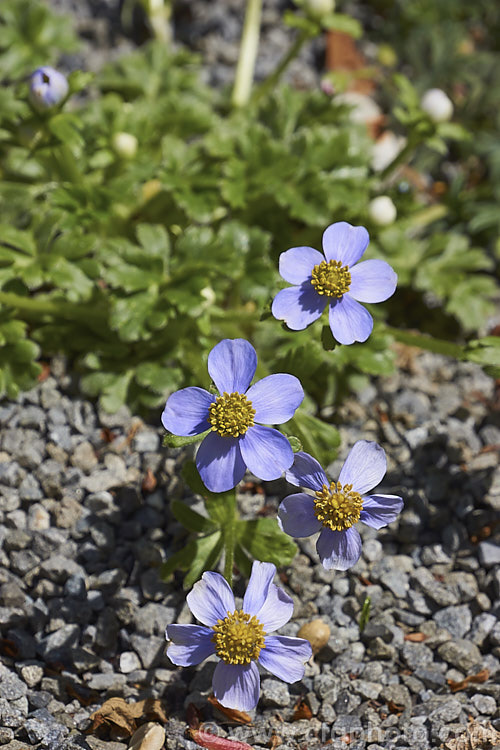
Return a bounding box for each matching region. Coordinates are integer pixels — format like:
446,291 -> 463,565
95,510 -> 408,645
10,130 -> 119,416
29,66 -> 69,111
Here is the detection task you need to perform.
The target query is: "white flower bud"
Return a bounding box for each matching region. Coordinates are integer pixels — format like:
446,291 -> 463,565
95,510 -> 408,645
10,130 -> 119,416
112,132 -> 138,159
301,0 -> 335,21
368,196 -> 397,226
420,88 -> 453,123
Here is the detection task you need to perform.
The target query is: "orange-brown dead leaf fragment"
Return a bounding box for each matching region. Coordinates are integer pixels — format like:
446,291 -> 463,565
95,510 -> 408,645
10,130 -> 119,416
404,632 -> 427,642
208,696 -> 252,725
88,697 -> 168,738
447,669 -> 489,693
292,698 -> 313,721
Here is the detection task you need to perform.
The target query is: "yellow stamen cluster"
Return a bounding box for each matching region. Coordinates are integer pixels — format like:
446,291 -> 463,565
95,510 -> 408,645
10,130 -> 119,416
208,392 -> 256,438
212,609 -> 266,665
311,260 -> 351,298
314,481 -> 363,531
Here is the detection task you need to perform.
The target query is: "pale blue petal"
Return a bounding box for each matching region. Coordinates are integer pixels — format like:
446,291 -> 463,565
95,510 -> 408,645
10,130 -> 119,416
316,526 -> 362,570
246,374 -> 304,425
186,571 -> 235,626
278,493 -> 322,538
278,246 -> 325,284
328,294 -> 373,345
161,387 -> 214,436
196,432 -> 246,492
271,284 -> 326,331
360,494 -> 403,529
322,222 -> 369,266
166,624 -> 215,666
338,440 -> 387,494
285,451 -> 328,491
243,561 -> 276,617
259,635 -> 312,683
208,338 -> 257,395
239,425 -> 293,481
212,661 -> 260,711
255,585 -> 294,633
349,259 -> 397,303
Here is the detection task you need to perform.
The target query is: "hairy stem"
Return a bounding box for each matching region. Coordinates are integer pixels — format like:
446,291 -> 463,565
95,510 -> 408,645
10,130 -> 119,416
386,325 -> 466,360
222,494 -> 237,587
232,0 -> 263,107
252,28 -> 311,104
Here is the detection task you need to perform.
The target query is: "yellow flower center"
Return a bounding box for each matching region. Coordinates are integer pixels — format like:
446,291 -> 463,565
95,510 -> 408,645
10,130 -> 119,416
208,392 -> 256,438
311,260 -> 351,298
314,481 -> 363,531
212,609 -> 266,665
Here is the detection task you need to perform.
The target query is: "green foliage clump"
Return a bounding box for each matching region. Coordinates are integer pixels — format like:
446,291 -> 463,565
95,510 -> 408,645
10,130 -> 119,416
0,0 -> 499,431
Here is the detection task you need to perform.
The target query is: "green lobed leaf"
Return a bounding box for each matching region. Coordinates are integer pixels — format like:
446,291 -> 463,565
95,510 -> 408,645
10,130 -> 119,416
322,13 -> 363,38
181,460 -> 237,527
236,517 -> 297,568
183,532 -> 224,589
285,411 -> 340,468
170,499 -> 218,534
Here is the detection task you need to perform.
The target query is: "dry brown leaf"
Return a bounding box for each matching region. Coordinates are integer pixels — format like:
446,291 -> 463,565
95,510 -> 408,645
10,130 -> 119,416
100,427 -> 116,444
404,632 -> 427,642
268,733 -> 282,750
189,728 -> 254,750
325,31 -> 375,95
65,681 -> 99,707
87,697 -> 168,738
387,700 -> 404,715
447,669 -> 489,693
292,698 -> 313,721
186,702 -> 202,730
443,720 -> 500,750
0,638 -> 19,658
142,468 -> 157,493
37,362 -> 51,382
208,696 -> 252,725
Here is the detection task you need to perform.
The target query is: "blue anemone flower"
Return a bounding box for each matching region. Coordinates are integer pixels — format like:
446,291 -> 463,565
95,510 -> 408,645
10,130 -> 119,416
272,221 -> 397,345
29,67 -> 69,111
166,561 -> 312,711
278,441 -> 403,570
162,339 -> 304,492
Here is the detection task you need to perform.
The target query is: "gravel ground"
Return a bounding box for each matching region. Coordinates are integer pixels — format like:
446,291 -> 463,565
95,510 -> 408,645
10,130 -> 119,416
2,2 -> 499,748
0,349 -> 499,750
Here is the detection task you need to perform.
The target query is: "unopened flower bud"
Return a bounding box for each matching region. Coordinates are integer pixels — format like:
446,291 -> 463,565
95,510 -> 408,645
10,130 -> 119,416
368,195 -> 397,226
112,132 -> 138,159
420,88 -> 453,123
301,0 -> 335,21
29,67 -> 69,111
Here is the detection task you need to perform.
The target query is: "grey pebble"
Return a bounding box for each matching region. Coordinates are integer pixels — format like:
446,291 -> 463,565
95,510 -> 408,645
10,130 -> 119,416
433,604 -> 472,639
478,540 -> 500,567
261,678 -> 290,707
119,651 -> 142,674
437,639 -> 483,672
471,693 -> 497,715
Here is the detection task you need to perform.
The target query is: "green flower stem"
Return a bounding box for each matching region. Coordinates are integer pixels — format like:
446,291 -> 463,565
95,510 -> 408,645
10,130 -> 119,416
222,493 -> 238,588
252,28 -> 312,104
51,144 -> 82,184
143,0 -> 172,43
232,0 -> 263,108
385,325 -> 466,360
378,139 -> 417,181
